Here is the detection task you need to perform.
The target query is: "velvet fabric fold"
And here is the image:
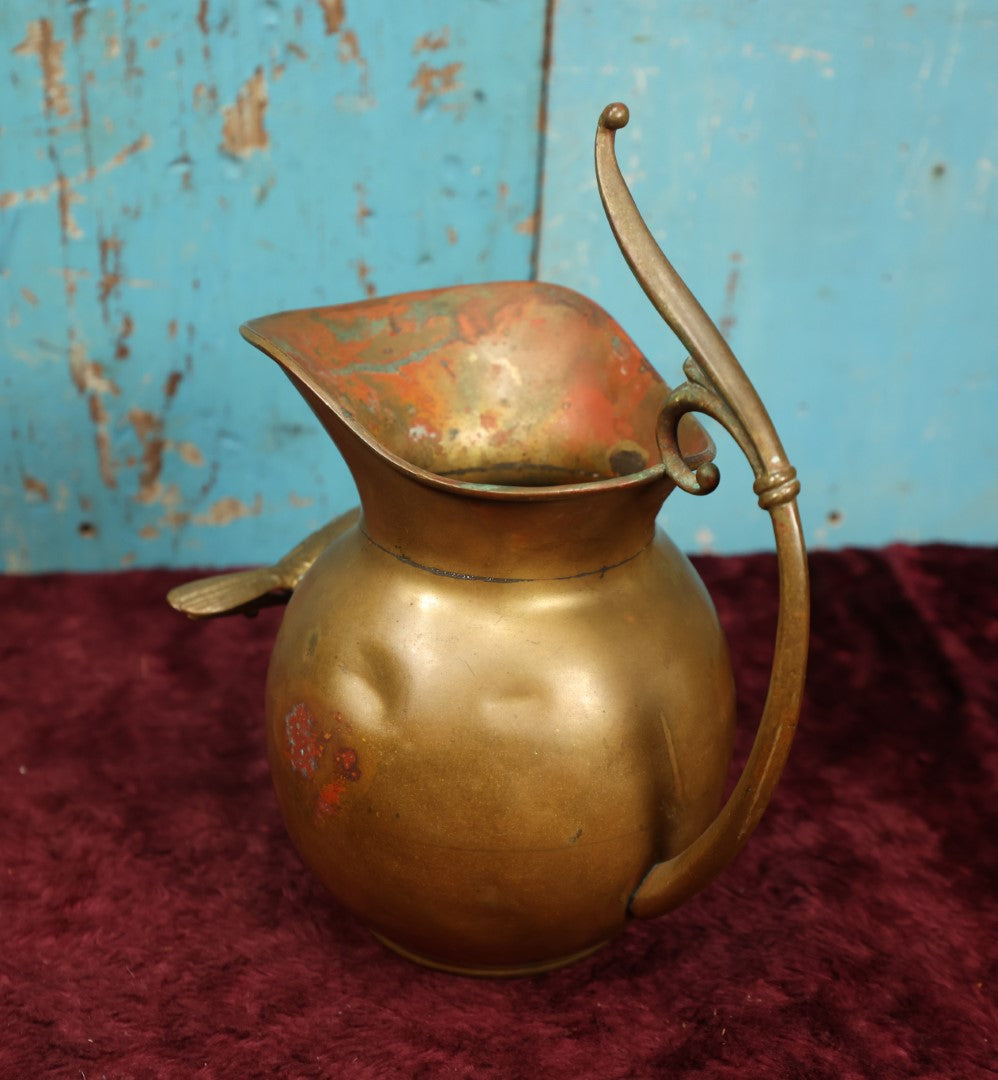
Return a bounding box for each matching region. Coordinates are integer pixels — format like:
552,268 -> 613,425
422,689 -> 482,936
1,545 -> 994,1078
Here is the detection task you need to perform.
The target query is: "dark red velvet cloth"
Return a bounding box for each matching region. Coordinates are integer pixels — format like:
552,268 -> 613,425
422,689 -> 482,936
1,545 -> 994,1078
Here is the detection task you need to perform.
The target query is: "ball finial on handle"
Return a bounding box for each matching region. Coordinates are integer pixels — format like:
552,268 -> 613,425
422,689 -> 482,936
599,102 -> 630,130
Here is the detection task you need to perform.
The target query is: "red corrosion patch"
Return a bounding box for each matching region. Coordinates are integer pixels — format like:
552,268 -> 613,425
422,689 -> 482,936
283,702 -> 324,777
317,779 -> 347,815
334,747 -> 361,782
315,745 -> 360,820
314,726 -> 361,820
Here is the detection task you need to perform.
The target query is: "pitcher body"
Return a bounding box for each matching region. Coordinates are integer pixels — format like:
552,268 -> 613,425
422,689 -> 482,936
266,510 -> 734,974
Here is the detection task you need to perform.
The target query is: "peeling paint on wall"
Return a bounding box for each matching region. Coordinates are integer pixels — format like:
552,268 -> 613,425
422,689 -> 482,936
410,61 -> 463,111
128,408 -> 166,502
413,29 -> 451,54
194,494 -> 263,526
22,474 -> 51,502
318,0 -> 347,36
541,0 -> 997,553
0,136 -> 153,217
220,68 -> 268,158
13,19 -> 72,117
515,212 -> 538,235
354,260 -> 377,298
88,391 -> 117,490
718,252 -> 742,338
0,2 -> 556,571
354,182 -> 372,232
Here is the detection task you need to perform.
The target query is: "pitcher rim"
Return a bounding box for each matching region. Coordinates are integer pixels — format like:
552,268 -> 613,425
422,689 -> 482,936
240,280 -> 716,503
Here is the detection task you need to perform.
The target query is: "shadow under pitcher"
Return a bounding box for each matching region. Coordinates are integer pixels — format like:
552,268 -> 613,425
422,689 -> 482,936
169,104 -> 809,976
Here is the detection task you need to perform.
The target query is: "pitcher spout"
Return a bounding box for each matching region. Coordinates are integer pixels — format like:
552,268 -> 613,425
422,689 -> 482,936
241,281 -> 712,495
240,281 -> 713,580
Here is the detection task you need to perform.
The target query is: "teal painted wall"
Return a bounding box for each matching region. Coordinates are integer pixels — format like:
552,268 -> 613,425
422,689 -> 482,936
1,1 -> 545,571
2,1 -> 995,571
539,0 -> 998,555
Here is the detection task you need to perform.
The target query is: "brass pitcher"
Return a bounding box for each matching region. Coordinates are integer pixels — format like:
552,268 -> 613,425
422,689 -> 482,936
169,105 -> 808,976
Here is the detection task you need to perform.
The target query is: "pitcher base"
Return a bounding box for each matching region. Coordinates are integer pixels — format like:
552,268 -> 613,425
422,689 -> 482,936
369,931 -> 614,978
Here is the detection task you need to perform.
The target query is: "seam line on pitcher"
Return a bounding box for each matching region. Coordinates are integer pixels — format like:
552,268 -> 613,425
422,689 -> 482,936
359,528 -> 651,584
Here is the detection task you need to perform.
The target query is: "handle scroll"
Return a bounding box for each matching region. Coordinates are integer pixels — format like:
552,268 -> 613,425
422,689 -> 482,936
595,103 -> 810,918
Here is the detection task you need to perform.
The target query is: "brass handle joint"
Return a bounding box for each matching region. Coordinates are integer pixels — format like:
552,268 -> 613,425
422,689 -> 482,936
754,466 -> 801,510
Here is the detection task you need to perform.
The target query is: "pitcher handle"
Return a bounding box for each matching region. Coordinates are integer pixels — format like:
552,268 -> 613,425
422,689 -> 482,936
595,103 -> 809,918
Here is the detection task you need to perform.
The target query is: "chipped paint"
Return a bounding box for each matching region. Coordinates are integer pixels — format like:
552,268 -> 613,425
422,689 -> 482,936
0,135 -> 153,215
776,43 -> 832,64
338,29 -> 361,64
410,61 -> 463,111
0,1 -> 551,571
413,29 -> 450,54
22,474 -> 50,502
71,7 -> 90,45
56,171 -> 84,242
98,232 -> 124,314
175,441 -> 205,467
163,370 -> 183,398
719,252 -> 742,338
193,494 -> 263,526
775,42 -> 835,78
354,260 -> 377,297
354,182 -> 372,231
220,68 -> 268,158
331,26 -> 372,109
115,313 -> 134,360
14,19 -> 72,117
192,82 -> 218,111
88,393 -> 116,489
128,407 -> 166,500
515,211 -> 538,235
539,2 -> 998,554
73,357 -> 121,398
318,0 -> 346,35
